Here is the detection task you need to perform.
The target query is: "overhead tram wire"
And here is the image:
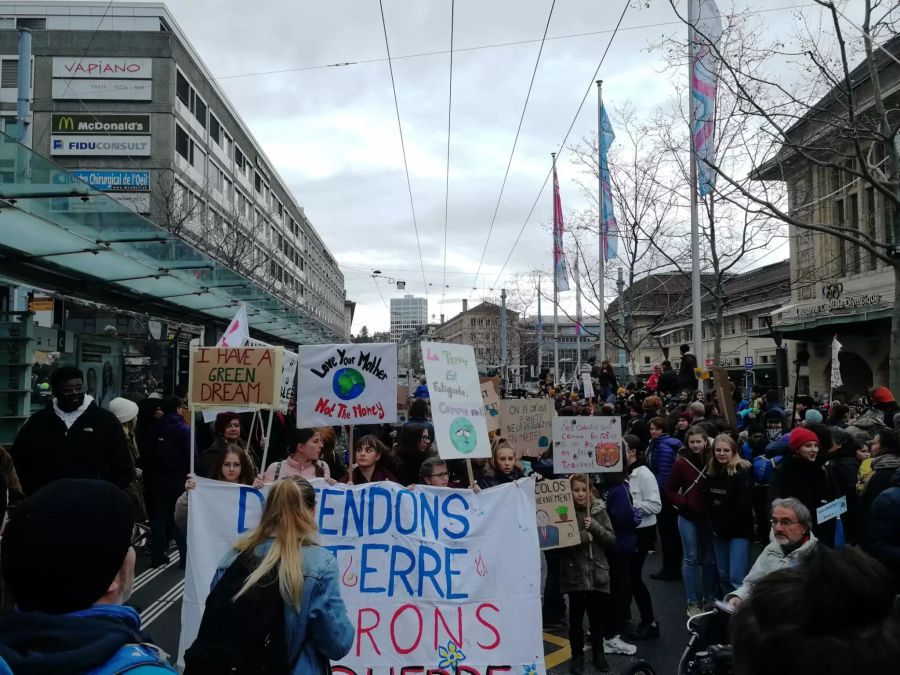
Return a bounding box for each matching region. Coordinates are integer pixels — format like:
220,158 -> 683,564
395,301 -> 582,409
489,0 -> 630,293
377,0 -> 430,304
470,0 -> 557,292
441,0 -> 455,312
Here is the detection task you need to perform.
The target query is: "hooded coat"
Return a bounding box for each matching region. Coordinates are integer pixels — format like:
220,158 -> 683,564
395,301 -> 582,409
768,453 -> 837,540
559,500 -> 616,593
866,467 -> 900,588
858,452 -> 900,546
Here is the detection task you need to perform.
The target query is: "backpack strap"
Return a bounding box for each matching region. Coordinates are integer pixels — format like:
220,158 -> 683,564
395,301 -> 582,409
86,643 -> 175,674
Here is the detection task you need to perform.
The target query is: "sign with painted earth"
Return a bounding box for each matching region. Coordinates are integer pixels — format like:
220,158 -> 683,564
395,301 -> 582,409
297,343 -> 397,426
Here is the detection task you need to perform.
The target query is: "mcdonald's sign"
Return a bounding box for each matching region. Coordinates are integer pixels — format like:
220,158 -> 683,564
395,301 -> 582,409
51,113 -> 150,135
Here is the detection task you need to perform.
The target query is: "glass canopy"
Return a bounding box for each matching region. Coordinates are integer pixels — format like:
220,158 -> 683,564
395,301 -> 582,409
0,131 -> 338,344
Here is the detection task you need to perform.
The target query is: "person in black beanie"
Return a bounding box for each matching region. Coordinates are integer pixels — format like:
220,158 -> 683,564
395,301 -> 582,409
0,479 -> 176,674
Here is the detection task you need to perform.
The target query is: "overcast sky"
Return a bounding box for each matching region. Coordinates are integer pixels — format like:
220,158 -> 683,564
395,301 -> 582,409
158,0 -> 871,333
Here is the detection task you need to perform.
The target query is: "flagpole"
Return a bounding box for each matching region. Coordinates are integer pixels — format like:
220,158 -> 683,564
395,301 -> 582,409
688,0 -> 704,386
597,80 -> 606,366
575,253 -> 582,389
537,276 -> 543,381
552,152 -> 560,385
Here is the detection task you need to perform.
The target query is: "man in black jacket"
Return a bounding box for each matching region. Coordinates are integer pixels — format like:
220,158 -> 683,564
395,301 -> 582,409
678,344 -> 698,394
657,360 -> 680,398
10,367 -> 132,496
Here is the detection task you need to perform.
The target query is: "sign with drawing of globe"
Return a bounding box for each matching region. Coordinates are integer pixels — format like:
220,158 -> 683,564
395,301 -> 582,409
333,367 -> 366,401
297,343 -> 398,426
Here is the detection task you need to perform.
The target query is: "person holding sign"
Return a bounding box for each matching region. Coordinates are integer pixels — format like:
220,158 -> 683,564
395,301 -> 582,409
260,429 -> 331,482
185,477 -> 354,673
176,445 -> 262,531
339,435 -> 398,485
201,413 -> 250,477
560,474 -> 616,674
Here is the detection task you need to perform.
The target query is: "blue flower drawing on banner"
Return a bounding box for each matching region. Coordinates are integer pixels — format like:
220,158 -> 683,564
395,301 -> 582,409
522,663 -> 538,675
437,641 -> 466,669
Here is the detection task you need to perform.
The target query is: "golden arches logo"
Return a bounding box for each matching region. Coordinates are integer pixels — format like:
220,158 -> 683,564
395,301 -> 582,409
56,116 -> 75,132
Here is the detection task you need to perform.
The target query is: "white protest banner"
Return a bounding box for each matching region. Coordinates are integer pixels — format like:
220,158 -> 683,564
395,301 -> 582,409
297,343 -> 397,426
422,341 -> 491,460
247,337 -> 297,413
535,479 -> 579,550
581,373 -> 595,399
479,377 -> 501,433
552,416 -> 623,473
497,399 -> 553,458
179,477 -> 546,674
188,347 -> 283,410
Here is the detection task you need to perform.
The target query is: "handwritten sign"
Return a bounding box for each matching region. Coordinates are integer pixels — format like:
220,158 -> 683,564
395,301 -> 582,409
248,338 -> 297,413
582,373 -> 595,399
297,343 -> 397,426
422,341 -> 491,460
816,496 -> 848,524
178,478 -> 546,674
535,479 -> 579,550
552,416 -> 623,473
188,347 -> 282,409
497,399 -> 553,458
479,377 -> 501,433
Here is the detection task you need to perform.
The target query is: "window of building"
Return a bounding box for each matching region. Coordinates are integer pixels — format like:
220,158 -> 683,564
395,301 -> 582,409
209,114 -> 222,145
194,96 -> 207,128
254,173 -> 262,194
849,192 -> 861,274
16,17 -> 45,30
835,198 -> 847,275
176,70 -> 190,106
175,124 -> 194,164
644,356 -> 651,365
1,59 -> 18,88
235,146 -> 246,172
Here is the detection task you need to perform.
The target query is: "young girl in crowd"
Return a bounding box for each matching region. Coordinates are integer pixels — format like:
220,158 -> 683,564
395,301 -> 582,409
703,434 -> 754,594
188,477 -> 354,672
476,440 -> 523,489
624,434 -> 662,639
341,435 -> 398,484
600,473 -> 638,657
560,474 -> 616,674
392,423 -> 433,485
260,428 -> 331,482
665,425 -> 716,616
177,444 -> 262,530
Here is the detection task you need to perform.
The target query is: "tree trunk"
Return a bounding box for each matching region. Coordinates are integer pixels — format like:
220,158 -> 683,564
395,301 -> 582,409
891,263 -> 900,393
714,300 -> 723,367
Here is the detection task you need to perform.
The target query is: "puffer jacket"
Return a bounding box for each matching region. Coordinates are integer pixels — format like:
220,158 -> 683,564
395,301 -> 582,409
866,467 -> 900,587
725,531 -> 818,602
703,466 -> 755,540
648,434 -> 682,491
859,452 -> 900,546
559,501 -> 616,593
665,453 -> 706,521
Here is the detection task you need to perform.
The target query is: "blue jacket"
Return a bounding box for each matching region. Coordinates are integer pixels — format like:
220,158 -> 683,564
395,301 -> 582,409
648,434 -> 681,491
603,482 -> 638,555
866,468 -> 900,585
0,604 -> 175,675
213,542 -> 354,674
752,454 -> 782,485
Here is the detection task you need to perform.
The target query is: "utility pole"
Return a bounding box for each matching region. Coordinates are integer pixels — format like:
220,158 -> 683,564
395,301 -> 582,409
499,288 -> 508,389
16,28 -> 31,145
617,267 -> 626,380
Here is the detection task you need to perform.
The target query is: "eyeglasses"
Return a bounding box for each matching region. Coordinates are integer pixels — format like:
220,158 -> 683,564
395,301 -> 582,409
429,471 -> 449,479
130,523 -> 151,548
770,518 -> 800,528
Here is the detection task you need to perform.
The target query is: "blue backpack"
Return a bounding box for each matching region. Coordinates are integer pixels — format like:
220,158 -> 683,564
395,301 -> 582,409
85,643 -> 176,674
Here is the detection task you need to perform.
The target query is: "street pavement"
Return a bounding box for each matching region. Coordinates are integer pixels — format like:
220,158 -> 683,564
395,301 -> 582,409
130,546 -> 689,674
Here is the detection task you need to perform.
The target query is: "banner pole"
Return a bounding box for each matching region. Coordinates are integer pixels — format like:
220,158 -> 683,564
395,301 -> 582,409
260,408 -> 275,471
247,409 -> 258,446
189,403 -> 195,475
466,459 -> 475,487
348,425 -> 355,485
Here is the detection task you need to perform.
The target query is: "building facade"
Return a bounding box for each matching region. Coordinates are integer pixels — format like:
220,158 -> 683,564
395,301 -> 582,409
433,300 -> 521,377
0,2 -> 348,339
390,294 -> 427,343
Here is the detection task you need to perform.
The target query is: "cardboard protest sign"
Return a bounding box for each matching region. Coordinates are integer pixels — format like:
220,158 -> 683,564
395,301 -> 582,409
422,341 -> 491,460
479,377 -> 501,432
179,478 -> 546,674
246,337 -> 297,413
297,343 -> 397,426
581,373 -> 595,398
535,478 -> 579,550
188,347 -> 282,409
497,399 -> 553,458
552,416 -> 623,473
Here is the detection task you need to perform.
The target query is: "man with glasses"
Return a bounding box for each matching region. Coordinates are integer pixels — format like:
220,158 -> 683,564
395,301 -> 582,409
727,497 -> 818,608
0,479 -> 176,672
10,367 -> 132,496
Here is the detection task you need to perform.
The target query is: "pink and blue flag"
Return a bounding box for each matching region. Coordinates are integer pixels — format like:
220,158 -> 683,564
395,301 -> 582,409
552,165 -> 570,292
690,0 -> 723,197
599,102 -> 618,261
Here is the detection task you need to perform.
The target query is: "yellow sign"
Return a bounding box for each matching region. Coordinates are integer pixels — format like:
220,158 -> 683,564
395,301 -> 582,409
188,347 -> 283,409
694,367 -> 711,381
28,298 -> 54,312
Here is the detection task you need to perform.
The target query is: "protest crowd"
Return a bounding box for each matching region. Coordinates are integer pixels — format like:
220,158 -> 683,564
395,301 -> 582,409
0,344 -> 900,675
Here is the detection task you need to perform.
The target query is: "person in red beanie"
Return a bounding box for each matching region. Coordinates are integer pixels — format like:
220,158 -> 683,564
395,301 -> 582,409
767,426 -> 838,541
872,387 -> 899,428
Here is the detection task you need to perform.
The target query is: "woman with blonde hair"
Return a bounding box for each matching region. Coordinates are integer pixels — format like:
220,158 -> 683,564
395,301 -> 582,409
702,434 -> 754,595
187,476 -> 353,673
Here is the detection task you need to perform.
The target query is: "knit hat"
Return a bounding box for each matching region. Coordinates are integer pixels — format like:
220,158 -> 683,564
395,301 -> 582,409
790,427 -> 820,452
1,479 -> 135,613
873,387 -> 895,404
108,396 -> 139,424
678,411 -> 694,423
642,395 -> 662,410
804,409 -> 823,424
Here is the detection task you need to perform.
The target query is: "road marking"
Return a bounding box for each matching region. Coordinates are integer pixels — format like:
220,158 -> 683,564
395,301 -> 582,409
140,580 -> 185,628
133,552 -> 180,592
543,632 -> 573,668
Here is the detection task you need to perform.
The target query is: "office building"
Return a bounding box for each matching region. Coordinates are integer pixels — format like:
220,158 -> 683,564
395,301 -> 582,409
390,294 -> 427,343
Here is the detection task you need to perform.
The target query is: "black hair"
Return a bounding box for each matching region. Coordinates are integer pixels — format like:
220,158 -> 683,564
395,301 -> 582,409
680,344 -> 690,354
408,398 -> 430,419
661,360 -> 671,368
161,395 -> 182,415
874,428 -> 900,455
730,546 -> 900,675
50,367 -> 84,391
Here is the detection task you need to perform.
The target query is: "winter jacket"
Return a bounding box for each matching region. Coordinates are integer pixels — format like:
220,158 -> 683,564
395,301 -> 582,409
10,399 -> 132,496
142,413 -> 192,491
648,434 -> 682,492
826,447 -> 861,542
646,371 -> 660,391
703,466 -> 755,540
0,604 -> 175,675
604,482 -> 638,555
627,464 -> 662,528
213,541 -> 354,674
858,452 -> 900,546
679,351 -> 698,391
666,454 -> 707,521
752,453 -> 782,485
725,532 -> 818,603
768,454 -> 837,539
339,463 -> 399,485
866,467 -> 900,587
477,466 -> 525,490
559,501 -> 616,593
262,456 -> 331,483
657,369 -> 681,397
